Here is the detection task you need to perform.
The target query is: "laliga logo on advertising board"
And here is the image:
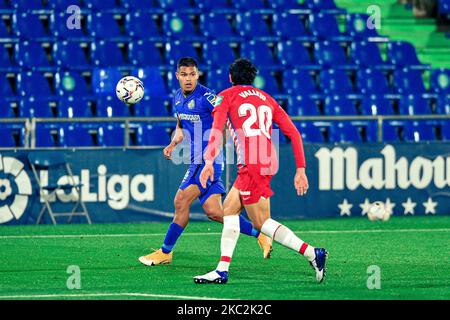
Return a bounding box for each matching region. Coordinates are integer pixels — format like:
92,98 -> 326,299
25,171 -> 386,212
0,155 -> 32,224
315,145 -> 450,191
39,164 -> 154,210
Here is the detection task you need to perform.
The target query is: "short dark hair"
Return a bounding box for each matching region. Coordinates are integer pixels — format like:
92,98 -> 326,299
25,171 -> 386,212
177,57 -> 198,70
229,58 -> 258,85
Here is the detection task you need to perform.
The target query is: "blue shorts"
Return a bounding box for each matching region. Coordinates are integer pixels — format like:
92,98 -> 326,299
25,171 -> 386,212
179,163 -> 226,205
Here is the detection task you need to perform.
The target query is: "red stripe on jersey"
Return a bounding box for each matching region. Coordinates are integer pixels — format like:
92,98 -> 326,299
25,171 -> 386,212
220,256 -> 231,263
299,242 -> 309,255
227,120 -> 244,165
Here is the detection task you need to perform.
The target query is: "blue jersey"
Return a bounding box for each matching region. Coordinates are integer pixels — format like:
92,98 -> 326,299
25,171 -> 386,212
173,83 -> 223,165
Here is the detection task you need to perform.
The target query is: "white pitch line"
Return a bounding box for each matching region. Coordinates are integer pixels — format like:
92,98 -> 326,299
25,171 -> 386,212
0,292 -> 230,300
0,228 -> 449,240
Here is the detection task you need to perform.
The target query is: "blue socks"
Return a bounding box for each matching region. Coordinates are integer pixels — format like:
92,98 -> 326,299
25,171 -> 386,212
161,222 -> 185,254
239,215 -> 260,238
161,217 -> 258,254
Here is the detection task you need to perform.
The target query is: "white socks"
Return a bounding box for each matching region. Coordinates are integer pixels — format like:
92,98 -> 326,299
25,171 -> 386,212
261,218 -> 316,261
216,215 -> 240,272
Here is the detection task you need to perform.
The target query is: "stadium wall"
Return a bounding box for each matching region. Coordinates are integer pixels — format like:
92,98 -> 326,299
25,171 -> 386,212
0,142 -> 449,225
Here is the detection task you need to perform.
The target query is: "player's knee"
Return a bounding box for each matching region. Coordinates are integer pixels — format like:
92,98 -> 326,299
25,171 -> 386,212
205,209 -> 223,223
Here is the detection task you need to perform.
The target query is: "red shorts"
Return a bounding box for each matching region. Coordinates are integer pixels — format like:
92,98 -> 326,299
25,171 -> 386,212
233,166 -> 274,205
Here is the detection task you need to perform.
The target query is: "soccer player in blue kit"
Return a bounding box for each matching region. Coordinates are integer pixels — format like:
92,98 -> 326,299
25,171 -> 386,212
139,57 -> 272,266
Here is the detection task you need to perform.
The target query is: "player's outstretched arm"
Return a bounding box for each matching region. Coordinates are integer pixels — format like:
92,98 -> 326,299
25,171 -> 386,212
164,119 -> 184,160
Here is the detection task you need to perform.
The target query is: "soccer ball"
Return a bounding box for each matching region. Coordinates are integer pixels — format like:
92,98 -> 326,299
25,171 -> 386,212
367,201 -> 390,221
116,76 -> 144,104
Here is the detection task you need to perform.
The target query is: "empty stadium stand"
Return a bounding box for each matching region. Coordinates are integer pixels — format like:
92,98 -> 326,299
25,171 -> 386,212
0,0 -> 448,148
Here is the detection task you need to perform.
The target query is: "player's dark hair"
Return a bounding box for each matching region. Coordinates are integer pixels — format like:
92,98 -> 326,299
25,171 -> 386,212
229,58 -> 258,85
177,57 -> 198,70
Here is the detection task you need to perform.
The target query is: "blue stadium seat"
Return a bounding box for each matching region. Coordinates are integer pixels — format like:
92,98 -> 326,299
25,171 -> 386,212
233,0 -> 270,12
270,0 -> 311,12
194,0 -> 236,13
166,71 -> 181,95
283,69 -> 322,98
125,12 -> 164,41
35,125 -> 59,147
0,15 -> 17,39
277,41 -> 321,71
51,12 -> 91,41
286,95 -> 321,116
0,100 -> 14,118
383,120 -> 405,141
129,41 -> 165,67
436,95 -> 449,114
58,97 -> 93,118
134,96 -> 171,117
442,120 -> 450,141
393,68 -> 427,95
92,41 -> 129,68
61,124 -> 96,147
206,68 -> 231,93
200,13 -> 241,41
356,69 -> 393,96
137,122 -> 172,146
324,96 -> 357,115
89,13 -> 129,41
236,12 -> 278,41
91,68 -> 123,95
18,71 -> 55,99
99,123 -> 126,147
253,70 -> 281,95
350,41 -> 396,71
0,73 -> 15,99
162,13 -> 204,41
50,0 -> 84,11
16,41 -> 56,71
55,71 -> 91,98
19,98 -> 53,118
203,41 -> 235,68
131,67 -> 168,98
13,0 -> 49,11
346,14 -> 388,41
240,41 -> 280,70
54,41 -> 93,71
294,121 -> 326,142
96,96 -> 131,117
273,13 -> 316,41
398,95 -> 432,115
157,0 -> 198,13
360,96 -> 395,115
309,14 -> 351,42
165,41 -> 201,66
430,68 -> 450,95
403,121 -> 437,141
120,0 -> 164,13
314,41 -> 357,70
329,121 -> 362,143
86,0 -> 123,12
0,44 -> 19,72
14,13 -> 52,40
319,69 -> 358,97
0,127 -> 16,147
387,41 -> 430,70
304,0 -> 346,14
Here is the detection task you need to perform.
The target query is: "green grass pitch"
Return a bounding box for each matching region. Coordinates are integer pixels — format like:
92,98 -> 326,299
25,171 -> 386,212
0,216 -> 449,300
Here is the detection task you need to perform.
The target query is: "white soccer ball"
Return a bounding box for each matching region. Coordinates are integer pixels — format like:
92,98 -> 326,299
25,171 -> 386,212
367,201 -> 390,221
116,76 -> 144,104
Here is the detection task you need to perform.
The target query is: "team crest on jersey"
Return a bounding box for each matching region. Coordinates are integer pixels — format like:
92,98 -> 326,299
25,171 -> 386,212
188,99 -> 195,109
